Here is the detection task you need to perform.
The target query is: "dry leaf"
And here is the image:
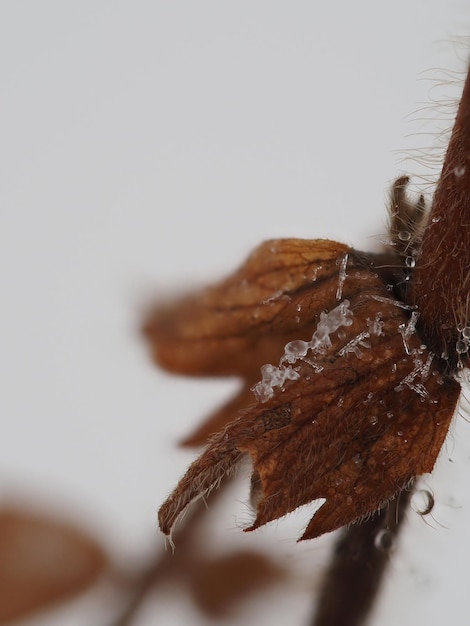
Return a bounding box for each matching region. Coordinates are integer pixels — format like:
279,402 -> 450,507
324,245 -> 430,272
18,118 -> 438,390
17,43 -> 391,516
144,238 -> 349,379
148,54 -> 470,547
0,507 -> 107,623
153,244 -> 459,539
190,550 -> 287,618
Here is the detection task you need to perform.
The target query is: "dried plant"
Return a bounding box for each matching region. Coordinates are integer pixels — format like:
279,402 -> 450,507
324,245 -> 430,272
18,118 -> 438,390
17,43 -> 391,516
4,46 -> 470,626
142,57 -> 470,624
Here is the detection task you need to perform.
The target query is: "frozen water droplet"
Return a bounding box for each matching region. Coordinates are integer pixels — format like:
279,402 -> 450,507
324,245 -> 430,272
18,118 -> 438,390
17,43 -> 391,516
463,326 -> 470,340
283,339 -> 310,362
405,256 -> 416,268
386,283 -> 393,291
397,430 -> 403,436
456,340 -> 468,354
370,415 -> 378,426
386,411 -> 394,419
251,363 -> 300,402
431,217 -> 440,223
367,314 -> 384,336
454,165 -> 466,178
374,529 -> 394,551
398,230 -> 411,242
296,303 -> 302,312
411,489 -> 434,516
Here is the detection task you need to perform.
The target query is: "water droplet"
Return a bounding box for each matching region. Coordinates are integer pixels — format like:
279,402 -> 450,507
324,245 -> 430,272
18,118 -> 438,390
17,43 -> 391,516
386,411 -> 394,419
405,256 -> 416,268
386,283 -> 393,291
397,430 -> 403,437
296,303 -> 302,312
411,489 -> 434,516
374,529 -> 394,551
334,477 -> 343,486
398,230 -> 411,242
352,453 -> 362,466
456,340 -> 468,354
463,326 -> 470,340
370,415 -> 378,426
454,165 -> 466,178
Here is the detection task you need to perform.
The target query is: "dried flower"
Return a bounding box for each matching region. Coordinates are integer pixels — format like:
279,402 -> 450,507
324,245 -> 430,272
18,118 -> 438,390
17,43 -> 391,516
0,507 -> 107,623
145,61 -> 470,544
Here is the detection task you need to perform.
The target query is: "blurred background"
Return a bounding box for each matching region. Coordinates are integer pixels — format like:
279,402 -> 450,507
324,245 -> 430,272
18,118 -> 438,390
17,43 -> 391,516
2,1 -> 470,624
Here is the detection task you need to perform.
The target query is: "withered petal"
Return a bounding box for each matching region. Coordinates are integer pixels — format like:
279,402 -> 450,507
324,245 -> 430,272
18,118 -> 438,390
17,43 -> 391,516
144,238 -> 349,377
190,550 -> 287,618
158,253 -> 460,540
0,508 -> 107,623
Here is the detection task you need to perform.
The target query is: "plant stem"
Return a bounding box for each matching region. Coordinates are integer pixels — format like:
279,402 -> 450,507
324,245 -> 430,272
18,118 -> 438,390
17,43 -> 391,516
311,484 -> 413,626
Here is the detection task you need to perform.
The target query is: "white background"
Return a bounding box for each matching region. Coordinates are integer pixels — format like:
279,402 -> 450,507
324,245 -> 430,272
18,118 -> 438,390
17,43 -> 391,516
2,1 -> 470,624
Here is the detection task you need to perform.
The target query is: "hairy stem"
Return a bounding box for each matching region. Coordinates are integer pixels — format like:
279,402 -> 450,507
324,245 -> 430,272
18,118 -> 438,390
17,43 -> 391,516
409,60 -> 470,367
312,485 -> 413,626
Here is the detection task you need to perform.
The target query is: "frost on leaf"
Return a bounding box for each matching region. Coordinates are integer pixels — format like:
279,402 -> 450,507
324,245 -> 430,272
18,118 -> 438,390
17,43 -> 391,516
147,238 -> 460,540
252,300 -> 354,402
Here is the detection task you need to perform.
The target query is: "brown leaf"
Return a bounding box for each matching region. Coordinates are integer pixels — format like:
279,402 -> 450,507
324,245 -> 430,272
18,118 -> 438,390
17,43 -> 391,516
0,507 -> 107,623
190,550 -> 287,618
157,248 -> 460,540
144,238 -> 349,378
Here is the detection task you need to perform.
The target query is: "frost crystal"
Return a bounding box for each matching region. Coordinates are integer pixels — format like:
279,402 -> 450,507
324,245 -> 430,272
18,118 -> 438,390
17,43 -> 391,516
252,300 -> 353,402
370,295 -> 416,311
395,352 -> 434,399
367,313 -> 384,337
251,364 -> 300,402
336,253 -> 349,300
398,311 -> 420,355
282,300 -> 353,365
338,330 -> 371,358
